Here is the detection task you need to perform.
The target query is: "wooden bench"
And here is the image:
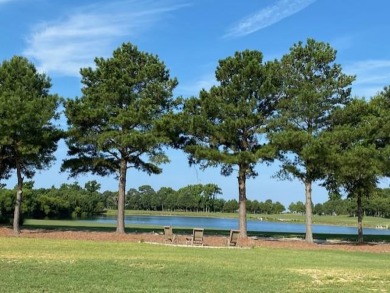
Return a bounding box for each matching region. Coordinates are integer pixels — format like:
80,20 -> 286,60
228,229 -> 240,246
163,226 -> 176,243
186,228 -> 204,246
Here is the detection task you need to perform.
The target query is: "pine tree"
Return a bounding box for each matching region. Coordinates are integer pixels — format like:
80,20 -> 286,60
181,50 -> 280,237
62,43 -> 178,233
0,56 -> 61,234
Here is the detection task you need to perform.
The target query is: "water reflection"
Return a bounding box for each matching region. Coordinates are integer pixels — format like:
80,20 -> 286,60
86,215 -> 390,235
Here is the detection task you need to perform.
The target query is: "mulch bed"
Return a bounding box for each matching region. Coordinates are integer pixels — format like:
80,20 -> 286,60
1,227 -> 390,253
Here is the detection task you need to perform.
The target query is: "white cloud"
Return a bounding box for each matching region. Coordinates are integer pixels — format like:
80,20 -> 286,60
23,1 -> 189,76
225,0 -> 316,38
344,60 -> 390,98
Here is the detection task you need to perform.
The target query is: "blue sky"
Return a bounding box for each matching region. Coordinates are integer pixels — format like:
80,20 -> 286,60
1,0 -> 389,207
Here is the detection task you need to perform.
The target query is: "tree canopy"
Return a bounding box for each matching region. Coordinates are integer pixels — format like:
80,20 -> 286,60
0,56 -> 61,234
181,50 -> 280,236
269,39 -> 355,242
321,89 -> 390,242
62,42 -> 178,233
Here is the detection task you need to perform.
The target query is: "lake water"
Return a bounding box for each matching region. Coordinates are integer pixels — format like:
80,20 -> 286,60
86,215 -> 390,235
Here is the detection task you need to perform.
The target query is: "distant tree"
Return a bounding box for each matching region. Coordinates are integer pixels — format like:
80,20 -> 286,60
0,56 -> 61,234
84,180 -> 101,193
126,188 -> 140,210
262,199 -> 274,214
364,192 -> 388,217
247,199 -> 260,214
176,185 -> 202,211
165,189 -> 178,211
373,188 -> 390,217
256,199 -> 285,214
20,183 -> 41,218
60,182 -> 82,191
288,201 -> 305,214
150,190 -> 160,211
181,50 -> 280,237
37,194 -> 71,218
252,200 -> 261,214
22,181 -> 35,190
102,190 -> 117,209
138,185 -> 156,210
0,188 -> 16,223
223,199 -> 239,213
322,198 -> 348,216
313,203 -> 324,215
269,39 -> 355,242
213,198 -> 226,212
156,187 -> 175,211
62,43 -> 178,233
201,184 -> 222,212
272,201 -> 285,214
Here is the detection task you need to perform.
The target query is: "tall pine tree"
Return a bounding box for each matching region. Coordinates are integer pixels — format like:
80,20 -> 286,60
63,43 -> 178,233
181,50 -> 280,237
269,39 -> 355,242
0,56 -> 61,234
322,90 -> 390,243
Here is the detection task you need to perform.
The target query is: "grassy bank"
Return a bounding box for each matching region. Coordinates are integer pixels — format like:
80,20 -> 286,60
0,236 -> 389,292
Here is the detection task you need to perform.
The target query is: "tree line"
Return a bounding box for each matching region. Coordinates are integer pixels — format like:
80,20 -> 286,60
3,179 -> 389,223
125,184 -> 286,214
2,179 -> 388,224
1,38 -> 389,242
0,180 -> 287,223
0,181 -> 106,223
289,188 -> 390,218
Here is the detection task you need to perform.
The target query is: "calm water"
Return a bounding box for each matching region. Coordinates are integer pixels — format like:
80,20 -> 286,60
85,215 -> 390,235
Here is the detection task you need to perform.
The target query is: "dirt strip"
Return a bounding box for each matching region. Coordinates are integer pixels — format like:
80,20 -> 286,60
1,227 -> 390,253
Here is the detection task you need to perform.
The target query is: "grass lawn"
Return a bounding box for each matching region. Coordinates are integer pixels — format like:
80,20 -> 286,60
0,236 -> 389,293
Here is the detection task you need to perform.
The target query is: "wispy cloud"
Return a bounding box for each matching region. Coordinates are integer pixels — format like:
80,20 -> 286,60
23,1 -> 189,76
225,0 -> 316,38
178,72 -> 217,96
344,60 -> 390,97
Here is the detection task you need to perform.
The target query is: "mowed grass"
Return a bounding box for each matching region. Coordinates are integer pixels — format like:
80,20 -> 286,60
1,236 -> 389,292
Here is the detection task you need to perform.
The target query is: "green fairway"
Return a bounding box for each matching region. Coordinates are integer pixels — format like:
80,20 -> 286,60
0,236 -> 389,292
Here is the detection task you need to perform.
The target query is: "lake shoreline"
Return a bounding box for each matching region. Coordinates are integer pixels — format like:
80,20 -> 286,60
86,214 -> 390,236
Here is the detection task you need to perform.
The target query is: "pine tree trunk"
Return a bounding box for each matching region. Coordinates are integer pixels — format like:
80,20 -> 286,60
357,195 -> 364,243
237,166 -> 247,238
116,158 -> 127,233
304,180 -> 313,243
13,164 -> 23,235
